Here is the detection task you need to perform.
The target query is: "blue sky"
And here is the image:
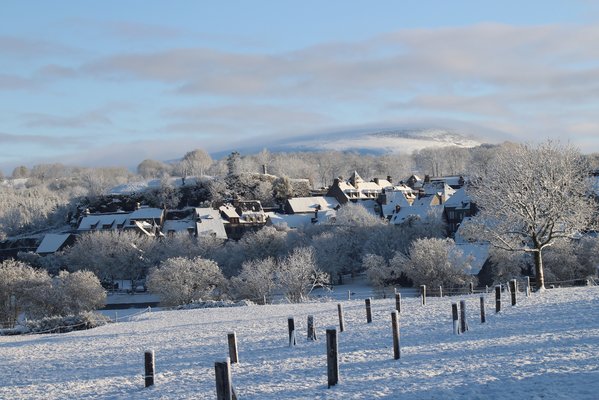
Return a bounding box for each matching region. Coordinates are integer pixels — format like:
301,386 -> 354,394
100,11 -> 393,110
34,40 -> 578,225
2,1 -> 599,174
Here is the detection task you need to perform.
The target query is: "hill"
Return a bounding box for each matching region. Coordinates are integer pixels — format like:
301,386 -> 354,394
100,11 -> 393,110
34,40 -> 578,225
1,286 -> 598,399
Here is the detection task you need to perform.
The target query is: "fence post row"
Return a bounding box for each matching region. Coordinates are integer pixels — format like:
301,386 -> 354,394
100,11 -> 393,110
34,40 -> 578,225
326,328 -> 339,388
391,311 -> 401,359
495,285 -> 501,313
288,317 -> 296,347
337,303 -> 345,333
420,285 -> 426,306
365,298 -> 373,323
510,279 -> 517,306
228,332 -> 238,364
452,303 -> 459,335
144,350 -> 155,388
459,300 -> 468,333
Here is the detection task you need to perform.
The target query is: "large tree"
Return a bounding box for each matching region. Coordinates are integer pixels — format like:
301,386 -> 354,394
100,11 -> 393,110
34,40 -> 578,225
467,141 -> 596,291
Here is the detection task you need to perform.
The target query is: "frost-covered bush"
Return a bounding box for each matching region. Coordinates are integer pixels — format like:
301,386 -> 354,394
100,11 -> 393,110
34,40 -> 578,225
147,256 -> 227,306
399,238 -> 476,289
364,253 -> 406,296
31,271 -> 106,319
0,259 -> 50,328
23,312 -> 111,334
0,260 -> 105,327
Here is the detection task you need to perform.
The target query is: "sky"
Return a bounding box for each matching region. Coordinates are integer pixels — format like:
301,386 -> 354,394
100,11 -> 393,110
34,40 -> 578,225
2,1 -> 599,174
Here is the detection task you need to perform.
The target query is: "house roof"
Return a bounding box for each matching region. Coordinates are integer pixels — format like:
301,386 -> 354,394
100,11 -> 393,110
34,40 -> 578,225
286,196 -> 340,213
219,204 -> 240,219
455,242 -> 489,275
381,189 -> 413,217
391,198 -> 444,225
163,219 -> 195,233
444,187 -> 472,209
129,207 -> 164,220
77,213 -> 129,231
36,233 -> 72,254
195,208 -> 227,238
423,181 -> 456,198
266,210 -> 336,229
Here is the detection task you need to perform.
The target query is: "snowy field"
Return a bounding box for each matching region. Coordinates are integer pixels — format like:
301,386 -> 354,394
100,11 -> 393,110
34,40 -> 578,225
1,286 -> 599,399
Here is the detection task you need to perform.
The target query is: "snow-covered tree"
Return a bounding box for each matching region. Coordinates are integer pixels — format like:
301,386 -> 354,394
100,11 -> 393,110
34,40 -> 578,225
398,238 -> 475,289
277,246 -> 328,303
230,257 -> 277,303
0,260 -> 49,328
137,159 -> 173,179
467,141 -> 596,291
176,149 -> 213,180
364,253 -> 404,297
30,270 -> 106,319
147,256 -> 227,306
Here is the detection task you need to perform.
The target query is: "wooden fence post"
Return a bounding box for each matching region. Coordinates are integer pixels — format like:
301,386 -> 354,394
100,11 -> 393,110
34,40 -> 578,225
495,285 -> 501,313
391,310 -> 400,359
348,290 -> 351,300
215,357 -> 235,400
365,298 -> 372,323
439,286 -> 443,298
460,300 -> 468,333
337,304 -> 345,333
228,332 -> 238,364
525,276 -> 531,297
480,296 -> 486,323
452,303 -> 459,335
469,282 -> 474,294
288,317 -> 296,346
307,315 -> 317,341
510,279 -> 517,306
326,328 -> 339,388
144,350 -> 155,388
395,292 -> 401,313
420,285 -> 426,305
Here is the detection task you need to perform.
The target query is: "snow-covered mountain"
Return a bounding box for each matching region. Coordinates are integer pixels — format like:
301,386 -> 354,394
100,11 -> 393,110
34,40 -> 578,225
214,127 -> 489,158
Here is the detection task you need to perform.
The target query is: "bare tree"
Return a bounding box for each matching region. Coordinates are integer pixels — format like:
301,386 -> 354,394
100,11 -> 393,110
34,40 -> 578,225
467,141 -> 596,291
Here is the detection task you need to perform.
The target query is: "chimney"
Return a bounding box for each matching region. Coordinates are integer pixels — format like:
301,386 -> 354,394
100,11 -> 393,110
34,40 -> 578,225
262,164 -> 267,174
135,202 -> 141,210
387,175 -> 392,184
374,178 -> 380,185
333,178 -> 340,186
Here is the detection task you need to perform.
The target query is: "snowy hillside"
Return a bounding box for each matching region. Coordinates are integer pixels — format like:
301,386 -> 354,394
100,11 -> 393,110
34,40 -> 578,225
1,286 -> 598,399
219,128 -> 486,157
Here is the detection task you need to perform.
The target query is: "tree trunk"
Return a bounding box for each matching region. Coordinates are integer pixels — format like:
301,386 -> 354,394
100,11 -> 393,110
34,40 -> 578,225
533,250 -> 546,291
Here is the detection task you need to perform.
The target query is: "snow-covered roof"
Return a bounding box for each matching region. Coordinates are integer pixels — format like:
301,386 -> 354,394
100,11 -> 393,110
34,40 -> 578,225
196,220 -> 227,239
219,204 -> 240,219
266,210 -> 336,228
163,219 -> 195,234
195,208 -> 227,238
391,199 -> 444,225
444,187 -> 472,209
36,233 -> 72,254
78,213 -> 129,231
129,207 -> 164,220
381,190 -> 413,217
455,242 -> 489,275
423,181 -> 456,198
286,196 -> 340,214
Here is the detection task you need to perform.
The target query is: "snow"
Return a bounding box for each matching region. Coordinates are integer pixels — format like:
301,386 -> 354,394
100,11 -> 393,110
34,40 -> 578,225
2,286 -> 598,399
35,233 -> 72,254
285,196 -> 340,214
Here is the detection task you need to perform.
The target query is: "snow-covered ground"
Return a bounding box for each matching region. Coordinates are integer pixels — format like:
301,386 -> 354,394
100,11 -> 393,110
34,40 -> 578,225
1,286 -> 598,399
